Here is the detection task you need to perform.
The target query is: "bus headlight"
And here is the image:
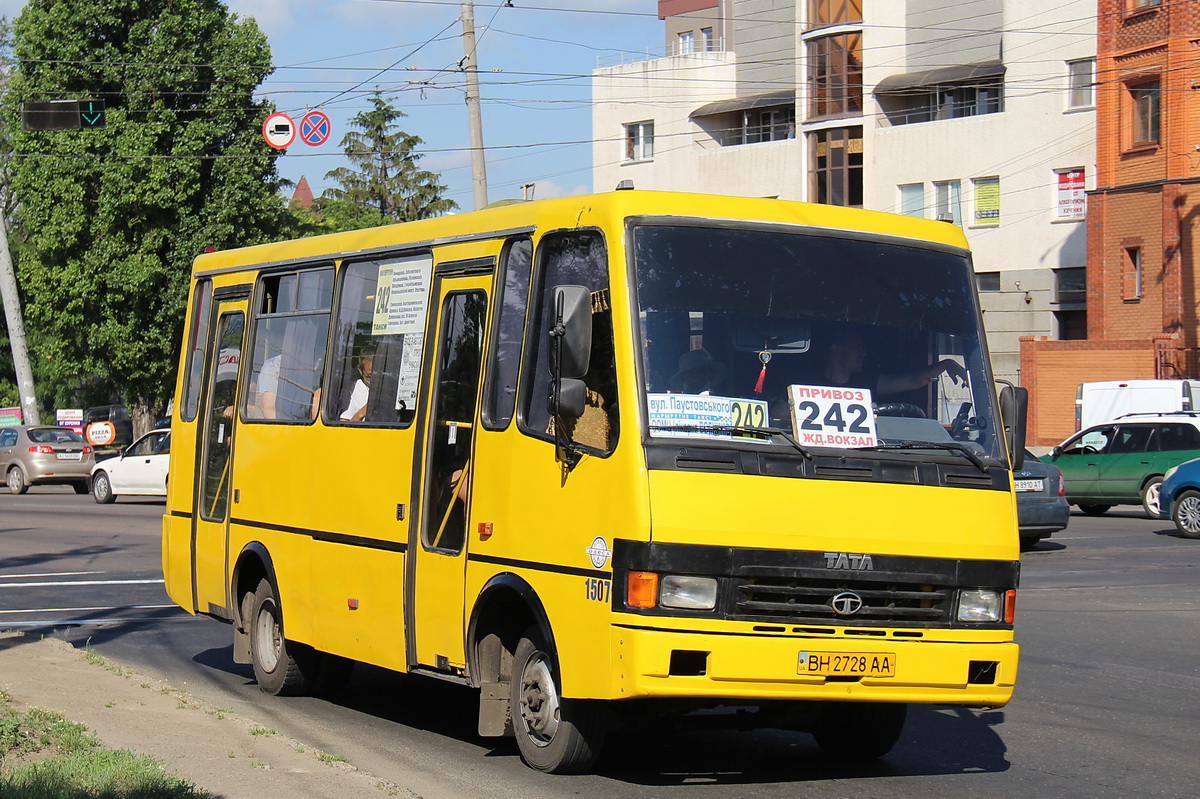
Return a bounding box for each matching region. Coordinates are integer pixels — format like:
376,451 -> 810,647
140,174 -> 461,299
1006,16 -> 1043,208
659,575 -> 718,610
957,589 -> 1002,622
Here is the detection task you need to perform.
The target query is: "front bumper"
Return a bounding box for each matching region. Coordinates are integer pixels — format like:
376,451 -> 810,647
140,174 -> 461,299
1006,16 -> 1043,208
611,624 -> 1018,708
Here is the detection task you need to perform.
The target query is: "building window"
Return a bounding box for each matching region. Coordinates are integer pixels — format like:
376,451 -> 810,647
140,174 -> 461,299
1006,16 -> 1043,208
938,79 -> 1002,120
809,0 -> 863,28
1054,267 -> 1086,304
1055,168 -> 1087,219
700,27 -> 715,52
625,121 -> 654,162
972,177 -> 1000,225
899,183 -> 924,217
1129,80 -> 1160,146
1055,310 -> 1087,340
811,127 -> 863,208
934,180 -> 962,225
1067,59 -> 1095,110
677,30 -> 694,55
1123,247 -> 1143,301
880,76 -> 1004,126
1130,0 -> 1161,9
808,32 -> 863,119
976,272 -> 1001,292
743,108 -> 794,143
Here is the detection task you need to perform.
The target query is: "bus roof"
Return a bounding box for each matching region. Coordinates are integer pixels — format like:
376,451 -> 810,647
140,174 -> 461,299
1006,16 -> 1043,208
192,189 -> 970,275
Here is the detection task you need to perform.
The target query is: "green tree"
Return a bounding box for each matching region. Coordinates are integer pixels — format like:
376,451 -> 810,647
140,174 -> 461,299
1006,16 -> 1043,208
317,92 -> 458,230
289,194 -> 390,236
1,0 -> 296,431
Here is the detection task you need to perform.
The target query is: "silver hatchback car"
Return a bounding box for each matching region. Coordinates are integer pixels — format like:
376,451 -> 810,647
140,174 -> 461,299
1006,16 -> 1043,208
0,425 -> 95,494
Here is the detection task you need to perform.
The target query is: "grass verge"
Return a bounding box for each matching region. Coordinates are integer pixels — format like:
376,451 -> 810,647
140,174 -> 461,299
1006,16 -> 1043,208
0,690 -> 212,799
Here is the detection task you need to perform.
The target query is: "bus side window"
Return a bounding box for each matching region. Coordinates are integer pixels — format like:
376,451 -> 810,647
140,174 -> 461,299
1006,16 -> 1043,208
520,231 -> 619,453
180,279 -> 213,422
244,268 -> 333,423
482,237 -> 531,430
327,258 -> 421,427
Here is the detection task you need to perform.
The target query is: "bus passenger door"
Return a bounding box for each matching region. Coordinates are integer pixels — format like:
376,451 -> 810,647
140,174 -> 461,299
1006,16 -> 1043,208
410,278 -> 489,673
191,305 -> 246,617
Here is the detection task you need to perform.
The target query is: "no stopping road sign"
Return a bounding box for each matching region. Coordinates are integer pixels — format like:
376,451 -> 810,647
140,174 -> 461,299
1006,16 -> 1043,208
300,111 -> 332,147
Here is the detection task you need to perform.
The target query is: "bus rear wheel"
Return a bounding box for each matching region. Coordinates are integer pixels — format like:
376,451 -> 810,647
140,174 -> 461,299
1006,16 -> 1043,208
249,578 -> 315,696
511,627 -> 605,773
812,702 -> 907,760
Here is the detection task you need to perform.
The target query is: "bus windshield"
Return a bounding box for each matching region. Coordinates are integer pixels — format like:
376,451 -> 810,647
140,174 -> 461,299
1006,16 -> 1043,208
634,223 -> 1004,463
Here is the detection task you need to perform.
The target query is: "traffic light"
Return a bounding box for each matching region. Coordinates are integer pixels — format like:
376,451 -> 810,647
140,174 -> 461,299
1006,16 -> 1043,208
21,100 -> 106,131
79,100 -> 105,128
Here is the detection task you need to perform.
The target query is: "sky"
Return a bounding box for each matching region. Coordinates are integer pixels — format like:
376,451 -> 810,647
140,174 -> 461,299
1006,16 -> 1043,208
0,0 -> 663,211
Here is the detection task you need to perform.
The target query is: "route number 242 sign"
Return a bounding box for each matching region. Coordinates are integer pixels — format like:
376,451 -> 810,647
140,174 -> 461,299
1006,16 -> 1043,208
787,384 -> 878,448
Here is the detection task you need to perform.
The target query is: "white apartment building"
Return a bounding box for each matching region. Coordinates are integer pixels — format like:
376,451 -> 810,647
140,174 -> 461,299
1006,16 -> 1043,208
593,0 -> 1096,382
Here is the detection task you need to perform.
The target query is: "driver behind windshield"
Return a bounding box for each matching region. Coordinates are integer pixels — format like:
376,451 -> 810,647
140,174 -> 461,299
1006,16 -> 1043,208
821,327 -> 967,397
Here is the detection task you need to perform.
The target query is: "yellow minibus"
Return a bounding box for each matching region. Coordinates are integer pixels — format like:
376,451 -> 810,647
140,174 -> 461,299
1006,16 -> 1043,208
163,189 -> 1027,773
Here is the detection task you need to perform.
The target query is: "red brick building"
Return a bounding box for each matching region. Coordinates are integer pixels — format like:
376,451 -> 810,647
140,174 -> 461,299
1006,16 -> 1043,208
1021,0 -> 1200,445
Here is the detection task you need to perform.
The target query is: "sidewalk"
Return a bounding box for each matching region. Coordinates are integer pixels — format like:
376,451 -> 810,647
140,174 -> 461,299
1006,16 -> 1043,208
0,633 -> 416,799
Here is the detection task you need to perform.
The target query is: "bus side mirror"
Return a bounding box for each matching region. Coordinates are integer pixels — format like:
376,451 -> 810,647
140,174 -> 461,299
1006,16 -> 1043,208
554,379 -> 587,422
1000,385 -> 1029,471
547,286 -> 592,469
548,286 -> 591,380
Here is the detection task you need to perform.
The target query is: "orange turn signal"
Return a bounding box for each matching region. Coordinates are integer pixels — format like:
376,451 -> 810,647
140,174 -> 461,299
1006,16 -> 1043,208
1004,589 -> 1016,624
627,571 -> 659,608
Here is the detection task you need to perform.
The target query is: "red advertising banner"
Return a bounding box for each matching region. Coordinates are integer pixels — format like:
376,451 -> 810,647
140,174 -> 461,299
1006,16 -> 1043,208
1057,169 -> 1086,219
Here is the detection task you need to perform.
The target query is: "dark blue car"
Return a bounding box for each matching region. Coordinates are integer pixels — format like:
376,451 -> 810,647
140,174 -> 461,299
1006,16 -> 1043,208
1157,458 -> 1200,538
1016,450 -> 1069,549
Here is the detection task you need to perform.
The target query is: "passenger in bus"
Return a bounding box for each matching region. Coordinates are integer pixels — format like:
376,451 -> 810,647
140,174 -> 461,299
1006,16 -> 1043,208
340,349 -> 375,422
257,353 -> 323,421
821,329 -> 967,396
668,348 -> 727,395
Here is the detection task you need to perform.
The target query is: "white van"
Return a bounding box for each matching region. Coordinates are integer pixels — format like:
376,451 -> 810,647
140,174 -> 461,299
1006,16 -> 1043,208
1076,379 -> 1200,430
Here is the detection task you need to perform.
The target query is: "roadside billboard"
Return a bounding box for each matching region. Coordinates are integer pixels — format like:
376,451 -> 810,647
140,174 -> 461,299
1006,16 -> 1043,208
56,408 -> 84,433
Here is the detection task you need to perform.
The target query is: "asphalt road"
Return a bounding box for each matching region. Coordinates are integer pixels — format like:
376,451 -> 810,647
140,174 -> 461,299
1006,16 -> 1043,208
1,488 -> 1197,799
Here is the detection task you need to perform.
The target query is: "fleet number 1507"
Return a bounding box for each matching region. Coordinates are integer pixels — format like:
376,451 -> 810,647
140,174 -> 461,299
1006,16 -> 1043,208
585,578 -> 611,603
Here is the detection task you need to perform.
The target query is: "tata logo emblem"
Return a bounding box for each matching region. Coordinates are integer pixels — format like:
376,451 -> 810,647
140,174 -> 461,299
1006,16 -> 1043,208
586,536 -> 612,569
829,591 -> 865,616
823,552 -> 874,570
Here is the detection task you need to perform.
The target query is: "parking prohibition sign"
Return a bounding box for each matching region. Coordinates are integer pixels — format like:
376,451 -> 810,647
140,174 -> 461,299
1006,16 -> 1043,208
300,111 -> 332,147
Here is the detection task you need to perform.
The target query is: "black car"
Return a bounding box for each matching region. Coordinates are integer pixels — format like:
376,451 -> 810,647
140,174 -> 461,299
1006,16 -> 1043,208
1016,450 -> 1069,549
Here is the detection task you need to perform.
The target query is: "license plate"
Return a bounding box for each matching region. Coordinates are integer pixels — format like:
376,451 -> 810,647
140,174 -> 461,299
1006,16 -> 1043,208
798,651 -> 896,677
1014,479 -> 1044,492
55,452 -> 82,461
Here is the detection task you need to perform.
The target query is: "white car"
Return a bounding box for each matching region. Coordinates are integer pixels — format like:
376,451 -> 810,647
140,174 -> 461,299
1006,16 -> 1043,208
90,429 -> 170,503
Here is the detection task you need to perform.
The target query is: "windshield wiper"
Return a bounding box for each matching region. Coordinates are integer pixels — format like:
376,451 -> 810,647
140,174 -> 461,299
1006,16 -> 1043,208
650,425 -> 812,460
872,440 -> 989,473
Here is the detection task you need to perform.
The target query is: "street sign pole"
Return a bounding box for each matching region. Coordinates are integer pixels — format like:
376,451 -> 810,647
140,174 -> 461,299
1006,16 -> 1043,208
0,207 -> 39,425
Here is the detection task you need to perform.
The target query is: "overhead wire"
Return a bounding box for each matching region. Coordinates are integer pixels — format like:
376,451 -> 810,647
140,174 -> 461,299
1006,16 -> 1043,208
5,2 -> 1184,210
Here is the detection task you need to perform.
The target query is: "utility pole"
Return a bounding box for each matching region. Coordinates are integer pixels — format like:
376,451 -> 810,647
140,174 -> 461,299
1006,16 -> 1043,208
0,208 -> 39,425
460,1 -> 489,209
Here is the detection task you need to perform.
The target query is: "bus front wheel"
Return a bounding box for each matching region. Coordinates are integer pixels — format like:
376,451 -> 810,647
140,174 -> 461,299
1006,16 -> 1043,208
812,702 -> 907,760
249,578 -> 313,696
511,627 -> 605,773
